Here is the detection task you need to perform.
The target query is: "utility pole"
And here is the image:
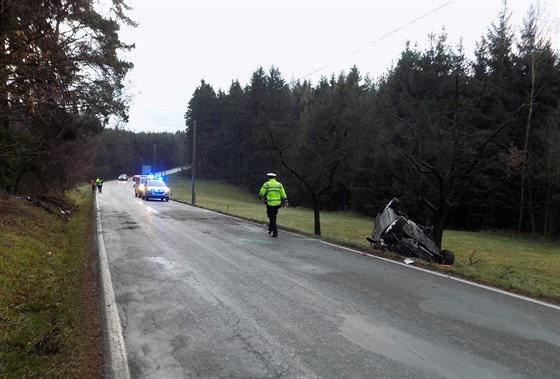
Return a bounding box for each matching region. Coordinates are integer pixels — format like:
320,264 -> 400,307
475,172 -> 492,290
191,121 -> 196,205
179,144 -> 183,171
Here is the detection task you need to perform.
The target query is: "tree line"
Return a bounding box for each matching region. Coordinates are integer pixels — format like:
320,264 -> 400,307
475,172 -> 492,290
1,2 -> 557,243
183,4 -> 559,243
92,129 -> 186,180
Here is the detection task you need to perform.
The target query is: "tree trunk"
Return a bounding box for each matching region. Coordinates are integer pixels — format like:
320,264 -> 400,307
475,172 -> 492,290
431,203 -> 450,249
518,46 -> 536,232
313,200 -> 321,236
527,180 -> 535,233
279,158 -> 325,237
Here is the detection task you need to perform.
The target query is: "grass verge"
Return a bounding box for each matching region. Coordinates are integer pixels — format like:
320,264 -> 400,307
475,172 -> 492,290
168,175 -> 560,304
0,188 -> 102,378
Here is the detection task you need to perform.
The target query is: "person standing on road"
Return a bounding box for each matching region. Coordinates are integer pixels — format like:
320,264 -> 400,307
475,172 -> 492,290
91,178 -> 96,194
95,177 -> 103,193
259,173 -> 288,238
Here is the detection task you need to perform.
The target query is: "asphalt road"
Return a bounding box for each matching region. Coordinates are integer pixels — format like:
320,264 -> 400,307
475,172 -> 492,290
96,179 -> 560,379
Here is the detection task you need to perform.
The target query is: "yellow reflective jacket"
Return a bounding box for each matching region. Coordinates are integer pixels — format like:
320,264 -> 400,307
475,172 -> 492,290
259,178 -> 287,206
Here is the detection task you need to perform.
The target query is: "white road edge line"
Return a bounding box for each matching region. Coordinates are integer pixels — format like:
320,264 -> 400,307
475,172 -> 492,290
320,239 -> 560,311
200,208 -> 560,311
95,195 -> 131,378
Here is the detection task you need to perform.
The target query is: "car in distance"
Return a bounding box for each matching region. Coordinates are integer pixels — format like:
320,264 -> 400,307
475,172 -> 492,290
118,174 -> 128,181
134,175 -> 149,198
142,179 -> 170,201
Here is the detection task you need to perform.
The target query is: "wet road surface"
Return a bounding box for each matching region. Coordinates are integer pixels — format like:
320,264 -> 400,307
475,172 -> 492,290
96,179 -> 560,378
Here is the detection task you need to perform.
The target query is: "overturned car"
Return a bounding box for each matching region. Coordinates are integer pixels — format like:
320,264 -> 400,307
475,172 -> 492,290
366,198 -> 454,265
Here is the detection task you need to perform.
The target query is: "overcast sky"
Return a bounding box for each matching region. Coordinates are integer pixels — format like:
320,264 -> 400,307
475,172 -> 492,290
116,0 -> 559,134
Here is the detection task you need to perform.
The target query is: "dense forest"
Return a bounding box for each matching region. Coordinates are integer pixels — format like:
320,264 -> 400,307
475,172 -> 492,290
182,4 -> 560,241
1,1 -> 558,241
91,129 -> 186,180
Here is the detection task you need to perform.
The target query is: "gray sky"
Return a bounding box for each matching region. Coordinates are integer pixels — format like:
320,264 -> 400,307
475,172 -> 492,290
117,0 -> 559,133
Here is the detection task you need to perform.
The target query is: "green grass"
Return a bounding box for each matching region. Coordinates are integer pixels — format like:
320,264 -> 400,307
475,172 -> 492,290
443,231 -> 560,300
0,187 -> 101,378
168,175 -> 560,304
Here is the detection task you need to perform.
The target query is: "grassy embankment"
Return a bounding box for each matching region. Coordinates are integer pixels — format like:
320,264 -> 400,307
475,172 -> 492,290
168,174 -> 560,304
0,187 -> 102,378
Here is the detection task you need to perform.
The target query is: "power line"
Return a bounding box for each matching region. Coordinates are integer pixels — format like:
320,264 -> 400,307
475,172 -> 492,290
189,0 -> 457,125
291,0 -> 457,84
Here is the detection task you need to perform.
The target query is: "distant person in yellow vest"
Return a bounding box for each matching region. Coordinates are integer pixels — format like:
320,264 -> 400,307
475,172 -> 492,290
95,177 -> 103,193
259,173 -> 288,238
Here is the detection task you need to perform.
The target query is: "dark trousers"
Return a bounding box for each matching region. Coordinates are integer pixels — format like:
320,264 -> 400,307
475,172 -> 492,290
266,204 -> 281,236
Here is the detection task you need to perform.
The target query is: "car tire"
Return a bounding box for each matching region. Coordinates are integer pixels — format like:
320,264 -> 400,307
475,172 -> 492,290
390,216 -> 407,234
441,250 -> 455,265
388,198 -> 401,211
381,216 -> 407,245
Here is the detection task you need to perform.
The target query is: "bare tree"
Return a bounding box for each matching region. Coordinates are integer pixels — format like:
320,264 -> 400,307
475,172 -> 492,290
515,2 -> 557,232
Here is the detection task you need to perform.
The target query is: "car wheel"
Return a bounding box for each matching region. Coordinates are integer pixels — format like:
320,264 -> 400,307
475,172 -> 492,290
441,250 -> 455,265
388,216 -> 407,234
388,198 -> 401,211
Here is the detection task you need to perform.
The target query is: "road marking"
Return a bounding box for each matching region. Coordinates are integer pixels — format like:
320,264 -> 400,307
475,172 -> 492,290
95,196 -> 131,378
184,205 -> 560,311
320,239 -> 560,311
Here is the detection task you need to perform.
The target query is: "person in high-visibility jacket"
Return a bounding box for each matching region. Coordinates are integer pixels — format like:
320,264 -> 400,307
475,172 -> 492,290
259,173 -> 288,238
95,177 -> 103,193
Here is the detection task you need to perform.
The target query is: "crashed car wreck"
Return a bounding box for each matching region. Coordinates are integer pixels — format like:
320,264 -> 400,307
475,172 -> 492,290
366,198 -> 454,265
